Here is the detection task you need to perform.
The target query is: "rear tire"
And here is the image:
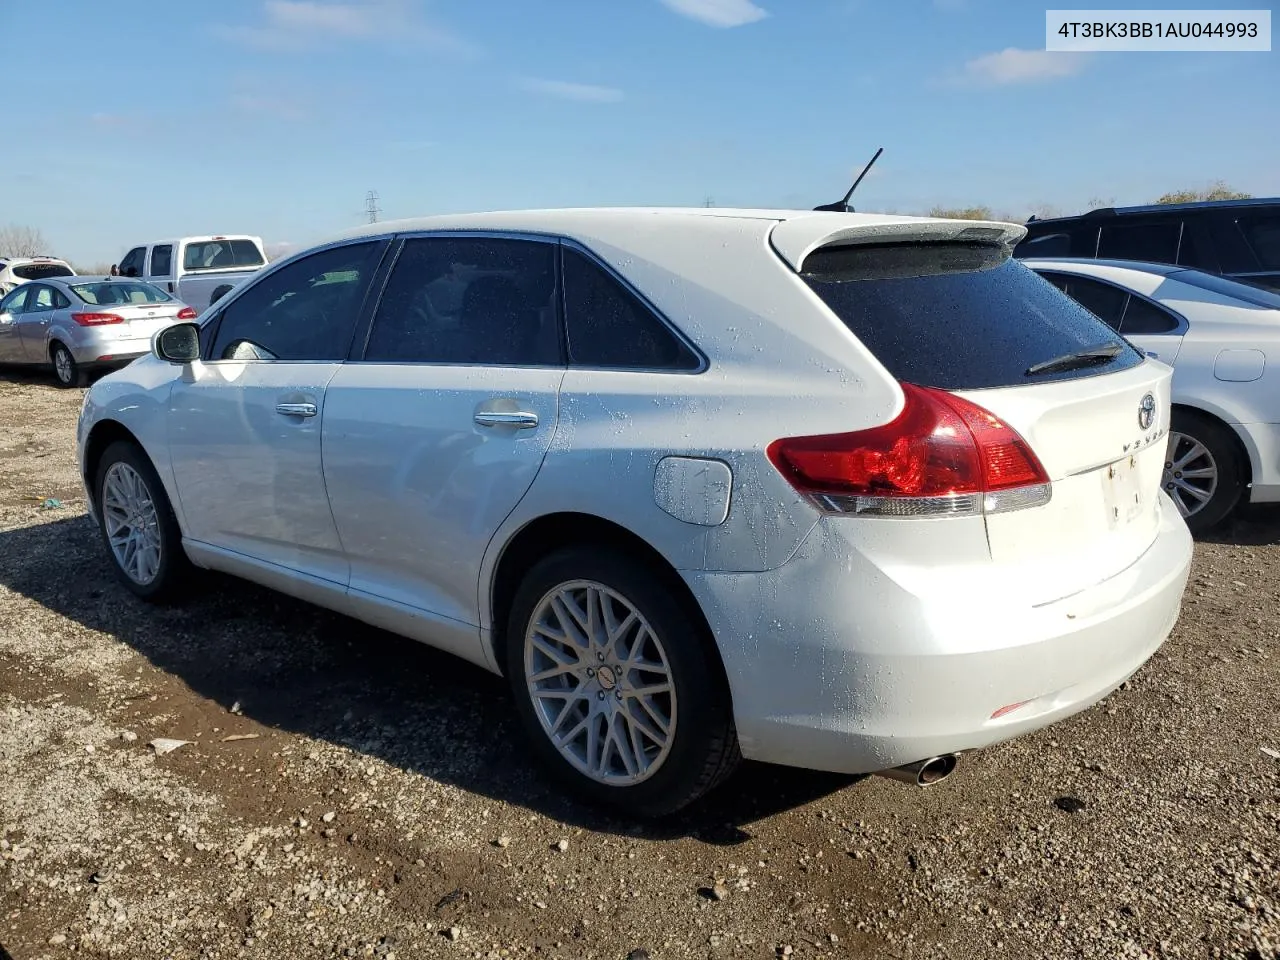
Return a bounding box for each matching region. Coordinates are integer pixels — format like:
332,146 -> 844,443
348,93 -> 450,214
94,441 -> 192,602
1165,409 -> 1244,535
51,342 -> 86,388
505,547 -> 740,818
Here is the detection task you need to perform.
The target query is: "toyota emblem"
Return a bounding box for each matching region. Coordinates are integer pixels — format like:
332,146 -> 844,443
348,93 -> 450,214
1138,393 -> 1156,431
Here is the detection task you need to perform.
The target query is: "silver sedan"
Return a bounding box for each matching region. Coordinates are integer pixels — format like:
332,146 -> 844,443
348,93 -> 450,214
0,277 -> 195,386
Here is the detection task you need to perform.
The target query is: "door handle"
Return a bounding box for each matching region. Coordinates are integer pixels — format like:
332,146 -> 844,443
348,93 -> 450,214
276,402 -> 318,418
474,410 -> 538,429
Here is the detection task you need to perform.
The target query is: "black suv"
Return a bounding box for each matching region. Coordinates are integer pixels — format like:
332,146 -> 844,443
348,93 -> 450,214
1012,198 -> 1280,293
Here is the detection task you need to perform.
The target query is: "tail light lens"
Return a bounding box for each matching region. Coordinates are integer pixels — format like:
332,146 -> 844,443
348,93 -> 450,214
71,312 -> 124,326
176,307 -> 197,320
767,383 -> 1051,518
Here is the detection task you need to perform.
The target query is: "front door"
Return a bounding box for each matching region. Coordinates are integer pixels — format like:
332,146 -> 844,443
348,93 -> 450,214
323,235 -> 564,627
166,239 -> 387,584
0,287 -> 31,362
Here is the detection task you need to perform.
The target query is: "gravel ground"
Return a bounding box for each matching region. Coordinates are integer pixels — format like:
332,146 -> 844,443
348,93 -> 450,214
1,370 -> 1278,960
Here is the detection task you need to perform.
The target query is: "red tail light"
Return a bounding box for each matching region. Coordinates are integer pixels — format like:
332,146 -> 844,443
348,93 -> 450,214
176,307 -> 197,320
767,383 -> 1051,517
71,312 -> 124,326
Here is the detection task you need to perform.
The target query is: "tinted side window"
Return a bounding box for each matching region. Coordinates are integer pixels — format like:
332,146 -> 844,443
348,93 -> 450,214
562,248 -> 698,369
364,237 -> 559,365
1061,276 -> 1127,330
801,244 -> 1140,390
0,287 -> 30,314
1097,222 -> 1180,263
210,242 -> 381,362
1236,215 -> 1280,271
1121,296 -> 1180,335
119,247 -> 145,278
150,244 -> 173,277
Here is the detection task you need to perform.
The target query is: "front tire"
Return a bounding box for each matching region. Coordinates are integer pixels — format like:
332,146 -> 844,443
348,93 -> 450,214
1165,409 -> 1245,535
506,547 -> 740,818
51,342 -> 87,388
94,441 -> 191,602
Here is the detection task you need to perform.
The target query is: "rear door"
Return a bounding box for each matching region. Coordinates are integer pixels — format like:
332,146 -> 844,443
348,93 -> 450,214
17,284 -> 58,361
147,244 -> 176,295
800,243 -> 1171,606
323,234 -> 564,629
167,239 -> 387,585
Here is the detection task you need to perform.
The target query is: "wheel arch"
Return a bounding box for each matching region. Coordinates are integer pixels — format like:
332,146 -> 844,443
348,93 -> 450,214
82,420 -> 148,517
486,512 -> 723,682
1171,401 -> 1255,492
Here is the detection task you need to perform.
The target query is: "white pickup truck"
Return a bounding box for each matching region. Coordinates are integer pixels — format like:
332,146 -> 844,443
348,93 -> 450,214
114,235 -> 268,312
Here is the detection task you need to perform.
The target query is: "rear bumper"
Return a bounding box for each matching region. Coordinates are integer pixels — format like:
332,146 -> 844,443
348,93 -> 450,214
684,493 -> 1193,775
68,334 -> 150,365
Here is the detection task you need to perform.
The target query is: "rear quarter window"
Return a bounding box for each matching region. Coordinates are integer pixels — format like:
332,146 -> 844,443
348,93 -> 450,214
800,242 -> 1143,390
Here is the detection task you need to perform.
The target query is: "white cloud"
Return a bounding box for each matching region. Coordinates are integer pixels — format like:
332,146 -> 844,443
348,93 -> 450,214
519,77 -> 624,103
217,0 -> 473,54
658,0 -> 767,28
962,47 -> 1088,85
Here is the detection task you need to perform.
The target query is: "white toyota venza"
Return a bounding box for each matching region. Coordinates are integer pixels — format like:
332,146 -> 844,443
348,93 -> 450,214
77,209 -> 1194,816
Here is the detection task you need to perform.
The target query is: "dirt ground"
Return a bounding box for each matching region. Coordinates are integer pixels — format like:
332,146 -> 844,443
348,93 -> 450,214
1,369 -> 1277,960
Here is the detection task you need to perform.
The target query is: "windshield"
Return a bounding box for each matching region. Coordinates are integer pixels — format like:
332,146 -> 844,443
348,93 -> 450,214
71,281 -> 172,305
12,263 -> 74,280
182,239 -> 264,272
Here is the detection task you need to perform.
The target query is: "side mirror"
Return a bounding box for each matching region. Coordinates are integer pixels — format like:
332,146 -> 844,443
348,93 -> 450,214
153,323 -> 201,364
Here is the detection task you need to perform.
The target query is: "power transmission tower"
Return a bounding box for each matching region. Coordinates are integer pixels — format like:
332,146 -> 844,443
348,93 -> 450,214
365,190 -> 381,224
703,196 -> 716,207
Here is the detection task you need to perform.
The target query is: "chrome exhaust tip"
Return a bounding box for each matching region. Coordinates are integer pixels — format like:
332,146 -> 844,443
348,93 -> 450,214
874,754 -> 959,787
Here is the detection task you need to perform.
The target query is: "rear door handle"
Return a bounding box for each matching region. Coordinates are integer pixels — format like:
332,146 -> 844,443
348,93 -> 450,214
276,402 -> 317,418
474,410 -> 538,429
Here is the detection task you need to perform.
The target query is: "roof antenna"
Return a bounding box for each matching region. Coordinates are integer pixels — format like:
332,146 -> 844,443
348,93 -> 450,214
814,147 -> 883,212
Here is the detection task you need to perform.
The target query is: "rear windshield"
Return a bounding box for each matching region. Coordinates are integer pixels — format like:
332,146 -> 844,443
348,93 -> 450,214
182,239 -> 264,272
12,263 -> 74,280
800,242 -> 1143,390
71,281 -> 172,305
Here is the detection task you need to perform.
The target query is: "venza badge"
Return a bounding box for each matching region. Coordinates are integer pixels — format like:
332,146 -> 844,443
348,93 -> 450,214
1138,393 -> 1157,431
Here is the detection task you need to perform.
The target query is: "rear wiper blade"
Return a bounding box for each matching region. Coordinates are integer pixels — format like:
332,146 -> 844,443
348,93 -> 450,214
1025,342 -> 1124,376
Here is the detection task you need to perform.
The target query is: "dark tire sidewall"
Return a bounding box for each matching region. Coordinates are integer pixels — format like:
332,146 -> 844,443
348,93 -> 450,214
94,440 -> 187,602
1170,409 -> 1244,535
504,547 -> 735,818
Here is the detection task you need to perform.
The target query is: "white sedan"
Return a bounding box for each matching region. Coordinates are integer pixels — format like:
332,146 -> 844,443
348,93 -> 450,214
76,210 -> 1191,816
1025,257 -> 1280,533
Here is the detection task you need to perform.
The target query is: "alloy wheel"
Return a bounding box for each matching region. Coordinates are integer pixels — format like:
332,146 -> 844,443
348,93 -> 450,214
523,580 -> 677,786
1163,431 -> 1218,520
102,462 -> 163,585
54,347 -> 73,385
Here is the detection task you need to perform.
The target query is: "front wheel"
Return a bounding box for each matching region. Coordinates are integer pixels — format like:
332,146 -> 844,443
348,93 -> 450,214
94,441 -> 191,602
51,342 -> 87,388
505,548 -> 740,818
1164,409 -> 1245,535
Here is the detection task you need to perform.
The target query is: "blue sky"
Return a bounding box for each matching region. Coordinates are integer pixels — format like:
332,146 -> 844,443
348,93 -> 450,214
6,0 -> 1277,265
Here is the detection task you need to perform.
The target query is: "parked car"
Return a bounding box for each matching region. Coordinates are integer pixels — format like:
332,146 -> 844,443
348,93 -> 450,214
115,235 -> 267,313
1013,197 -> 1280,294
1025,257 -> 1280,533
0,255 -> 76,295
0,277 -> 195,386
76,209 -> 1193,816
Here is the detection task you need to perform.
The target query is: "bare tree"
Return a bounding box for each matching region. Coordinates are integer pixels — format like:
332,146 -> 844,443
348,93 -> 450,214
1155,181 -> 1251,204
929,205 -> 993,221
0,224 -> 48,258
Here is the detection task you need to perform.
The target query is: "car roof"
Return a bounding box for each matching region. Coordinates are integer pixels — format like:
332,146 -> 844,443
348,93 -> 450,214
1023,257 -> 1280,310
1025,196 -> 1280,227
331,207 -> 1028,271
